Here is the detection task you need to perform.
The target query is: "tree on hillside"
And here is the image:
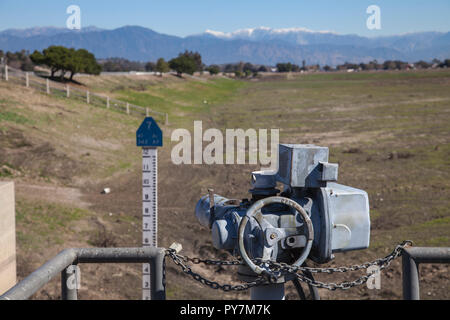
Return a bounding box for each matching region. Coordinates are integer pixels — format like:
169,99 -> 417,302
155,58 -> 169,76
30,46 -> 101,80
31,46 -> 68,78
169,54 -> 197,77
207,65 -> 220,75
67,49 -> 101,80
243,62 -> 256,73
224,64 -> 235,73
180,50 -> 203,71
276,62 -> 300,72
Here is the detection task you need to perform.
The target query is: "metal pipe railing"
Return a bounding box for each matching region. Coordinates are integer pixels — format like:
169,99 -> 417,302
402,247 -> 450,300
0,247 -> 166,301
2,245 -> 449,300
0,249 -> 77,300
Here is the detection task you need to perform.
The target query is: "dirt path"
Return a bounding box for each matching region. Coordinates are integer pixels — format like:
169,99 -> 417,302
16,182 -> 91,209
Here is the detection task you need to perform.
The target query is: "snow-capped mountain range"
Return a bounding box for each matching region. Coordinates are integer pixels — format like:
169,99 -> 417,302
0,25 -> 449,65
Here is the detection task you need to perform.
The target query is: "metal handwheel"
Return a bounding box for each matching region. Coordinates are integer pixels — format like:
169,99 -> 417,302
238,196 -> 314,276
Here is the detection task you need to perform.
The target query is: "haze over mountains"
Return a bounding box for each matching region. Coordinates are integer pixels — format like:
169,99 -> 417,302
1,25 -> 449,66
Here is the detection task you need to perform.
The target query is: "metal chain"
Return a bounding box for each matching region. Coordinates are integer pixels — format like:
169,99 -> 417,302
176,254 -> 244,267
165,249 -> 267,292
289,240 -> 413,290
269,240 -> 412,274
165,240 -> 412,291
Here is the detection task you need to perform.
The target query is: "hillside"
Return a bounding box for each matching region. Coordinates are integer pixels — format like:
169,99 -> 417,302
0,70 -> 449,300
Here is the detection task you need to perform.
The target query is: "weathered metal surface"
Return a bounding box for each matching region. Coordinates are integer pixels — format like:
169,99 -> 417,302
292,271 -> 320,300
195,194 -> 235,228
196,144 -> 370,276
150,249 -> 166,300
0,249 -> 77,300
323,183 -> 370,252
61,265 -> 78,300
320,162 -> 339,182
238,196 -> 314,275
404,247 -> 450,264
0,247 -> 166,300
276,144 -> 331,188
402,253 -> 420,300
402,247 -> 450,300
76,247 -> 162,263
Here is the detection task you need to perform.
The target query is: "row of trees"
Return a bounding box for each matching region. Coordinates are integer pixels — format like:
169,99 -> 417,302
99,58 -> 147,72
30,46 -> 101,81
3,47 -> 449,78
210,62 -> 269,78
144,51 -> 205,77
1,47 -> 206,79
330,59 -> 450,72
98,58 -> 165,73
98,51 -> 204,77
103,59 -> 266,78
276,62 -> 302,72
99,57 -> 450,75
0,50 -> 34,71
271,59 -> 450,73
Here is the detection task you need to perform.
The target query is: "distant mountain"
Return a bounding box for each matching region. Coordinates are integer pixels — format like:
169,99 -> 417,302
0,25 -> 449,66
0,26 -> 104,38
201,27 -> 450,61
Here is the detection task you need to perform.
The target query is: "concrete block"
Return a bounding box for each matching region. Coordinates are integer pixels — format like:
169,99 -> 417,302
0,181 -> 16,294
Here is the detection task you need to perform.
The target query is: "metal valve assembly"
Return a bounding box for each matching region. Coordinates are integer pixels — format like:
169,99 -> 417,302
195,144 -> 371,299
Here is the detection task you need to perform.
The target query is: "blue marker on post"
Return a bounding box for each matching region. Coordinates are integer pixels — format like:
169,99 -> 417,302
137,117 -> 163,300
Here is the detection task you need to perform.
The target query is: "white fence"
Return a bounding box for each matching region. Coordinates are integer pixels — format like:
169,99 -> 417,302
0,64 -> 169,125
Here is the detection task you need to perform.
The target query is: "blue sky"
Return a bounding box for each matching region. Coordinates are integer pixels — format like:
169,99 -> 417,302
0,0 -> 449,37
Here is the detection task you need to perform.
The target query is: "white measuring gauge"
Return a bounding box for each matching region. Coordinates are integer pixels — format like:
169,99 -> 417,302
142,147 -> 158,300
